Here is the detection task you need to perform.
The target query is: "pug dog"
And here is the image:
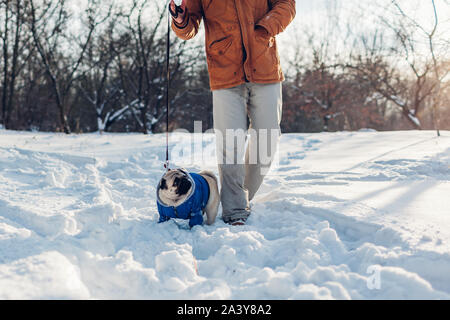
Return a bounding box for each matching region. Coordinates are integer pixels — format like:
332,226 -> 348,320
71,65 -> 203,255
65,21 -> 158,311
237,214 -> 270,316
157,168 -> 219,228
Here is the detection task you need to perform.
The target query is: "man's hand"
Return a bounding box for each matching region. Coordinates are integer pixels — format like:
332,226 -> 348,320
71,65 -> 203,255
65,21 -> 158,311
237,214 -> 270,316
169,0 -> 187,25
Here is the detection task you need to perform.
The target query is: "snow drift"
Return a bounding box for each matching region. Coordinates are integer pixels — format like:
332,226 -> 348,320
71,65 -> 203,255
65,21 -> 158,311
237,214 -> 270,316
0,129 -> 449,299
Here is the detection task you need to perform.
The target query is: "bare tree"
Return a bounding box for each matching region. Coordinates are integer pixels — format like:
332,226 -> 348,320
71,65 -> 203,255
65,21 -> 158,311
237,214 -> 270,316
282,21 -> 388,132
77,7 -> 131,133
347,0 -> 450,131
116,0 -> 204,134
390,0 -> 449,135
1,0 -> 33,129
28,0 -> 109,133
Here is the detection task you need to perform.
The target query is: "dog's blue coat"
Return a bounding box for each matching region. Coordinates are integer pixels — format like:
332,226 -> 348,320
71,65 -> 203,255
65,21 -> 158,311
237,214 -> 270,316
157,172 -> 210,228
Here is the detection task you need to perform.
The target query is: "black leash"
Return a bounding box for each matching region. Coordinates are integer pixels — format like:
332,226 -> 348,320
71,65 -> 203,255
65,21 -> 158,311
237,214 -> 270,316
165,5 -> 171,171
165,2 -> 185,171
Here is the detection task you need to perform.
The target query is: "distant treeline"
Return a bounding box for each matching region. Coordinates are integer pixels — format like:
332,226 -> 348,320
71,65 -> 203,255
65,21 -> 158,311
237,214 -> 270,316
1,0 -> 449,134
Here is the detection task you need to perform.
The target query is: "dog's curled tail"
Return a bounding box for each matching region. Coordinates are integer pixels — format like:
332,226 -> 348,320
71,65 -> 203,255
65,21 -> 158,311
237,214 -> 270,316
198,170 -> 218,183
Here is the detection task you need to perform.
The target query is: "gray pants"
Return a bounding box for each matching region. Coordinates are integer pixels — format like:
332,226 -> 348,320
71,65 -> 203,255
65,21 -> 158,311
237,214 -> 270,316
213,82 -> 282,222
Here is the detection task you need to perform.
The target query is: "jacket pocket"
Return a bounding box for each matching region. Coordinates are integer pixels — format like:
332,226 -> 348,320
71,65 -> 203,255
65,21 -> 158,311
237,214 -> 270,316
252,37 -> 279,78
253,31 -> 275,60
209,36 -> 233,55
206,35 -> 242,83
207,36 -> 234,68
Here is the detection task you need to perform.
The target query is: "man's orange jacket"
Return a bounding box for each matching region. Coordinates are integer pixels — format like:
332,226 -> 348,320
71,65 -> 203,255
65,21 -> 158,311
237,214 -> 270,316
172,0 -> 296,91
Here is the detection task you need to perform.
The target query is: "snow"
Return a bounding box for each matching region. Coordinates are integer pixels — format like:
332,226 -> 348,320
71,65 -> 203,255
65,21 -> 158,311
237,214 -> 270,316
408,112 -> 421,127
390,95 -> 407,107
0,129 -> 449,299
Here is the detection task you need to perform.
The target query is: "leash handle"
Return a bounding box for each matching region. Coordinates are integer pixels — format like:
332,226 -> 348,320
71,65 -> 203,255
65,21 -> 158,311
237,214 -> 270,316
169,3 -> 184,19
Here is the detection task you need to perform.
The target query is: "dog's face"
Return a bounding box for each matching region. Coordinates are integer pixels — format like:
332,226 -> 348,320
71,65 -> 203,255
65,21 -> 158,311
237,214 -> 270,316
158,169 -> 193,206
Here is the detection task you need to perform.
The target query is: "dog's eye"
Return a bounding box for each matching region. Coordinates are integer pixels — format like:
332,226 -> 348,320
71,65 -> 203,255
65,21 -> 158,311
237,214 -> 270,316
173,177 -> 180,186
160,178 -> 167,189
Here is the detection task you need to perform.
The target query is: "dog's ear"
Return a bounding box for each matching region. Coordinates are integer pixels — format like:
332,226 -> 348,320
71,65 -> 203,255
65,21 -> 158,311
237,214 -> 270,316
160,178 -> 167,190
176,177 -> 192,195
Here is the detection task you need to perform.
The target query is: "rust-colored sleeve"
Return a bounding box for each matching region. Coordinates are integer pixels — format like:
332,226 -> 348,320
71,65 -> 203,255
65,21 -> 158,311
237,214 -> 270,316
256,0 -> 296,37
171,0 -> 203,40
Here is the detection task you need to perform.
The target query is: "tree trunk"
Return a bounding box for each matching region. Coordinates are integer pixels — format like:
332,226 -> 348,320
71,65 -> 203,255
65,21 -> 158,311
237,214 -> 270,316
1,1 -> 10,128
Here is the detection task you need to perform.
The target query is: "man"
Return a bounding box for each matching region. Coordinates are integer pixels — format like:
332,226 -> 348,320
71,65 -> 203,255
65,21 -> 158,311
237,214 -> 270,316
169,0 -> 296,225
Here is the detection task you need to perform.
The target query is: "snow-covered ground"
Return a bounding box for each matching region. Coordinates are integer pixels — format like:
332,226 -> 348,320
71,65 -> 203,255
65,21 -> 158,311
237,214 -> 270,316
0,129 -> 449,299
